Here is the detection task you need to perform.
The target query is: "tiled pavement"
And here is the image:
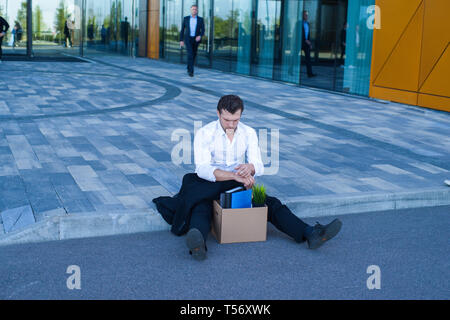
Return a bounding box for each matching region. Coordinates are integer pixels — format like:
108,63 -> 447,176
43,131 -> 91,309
0,55 -> 449,241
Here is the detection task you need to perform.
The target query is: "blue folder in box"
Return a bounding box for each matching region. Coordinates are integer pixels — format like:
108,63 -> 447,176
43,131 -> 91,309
230,189 -> 253,209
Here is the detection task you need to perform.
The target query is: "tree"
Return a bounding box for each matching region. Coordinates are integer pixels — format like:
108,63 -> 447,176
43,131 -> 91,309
0,5 -> 9,41
109,1 -> 116,40
0,3 -> 10,21
16,1 -> 27,31
214,10 -> 240,39
33,5 -> 45,40
110,0 -> 122,42
87,9 -> 97,41
0,5 -> 6,19
54,0 -> 69,42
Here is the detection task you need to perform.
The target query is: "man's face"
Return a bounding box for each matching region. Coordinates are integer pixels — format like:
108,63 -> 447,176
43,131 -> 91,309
217,109 -> 242,133
191,6 -> 198,16
303,11 -> 309,21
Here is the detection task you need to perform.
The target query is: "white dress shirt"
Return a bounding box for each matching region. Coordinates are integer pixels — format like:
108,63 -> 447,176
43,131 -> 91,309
189,16 -> 197,37
194,120 -> 265,182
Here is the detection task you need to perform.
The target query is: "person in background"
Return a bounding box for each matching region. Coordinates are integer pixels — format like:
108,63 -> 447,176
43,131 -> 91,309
301,10 -> 316,78
120,17 -> 130,50
179,5 -> 205,77
101,24 -> 107,46
0,15 -> 10,63
16,22 -> 23,45
11,23 -> 16,47
64,17 -> 74,48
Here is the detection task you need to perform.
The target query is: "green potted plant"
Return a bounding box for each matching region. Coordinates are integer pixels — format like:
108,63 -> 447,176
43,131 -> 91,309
252,184 -> 266,207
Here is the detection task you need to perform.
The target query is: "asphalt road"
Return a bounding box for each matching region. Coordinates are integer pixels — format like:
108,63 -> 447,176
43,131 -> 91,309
0,205 -> 449,300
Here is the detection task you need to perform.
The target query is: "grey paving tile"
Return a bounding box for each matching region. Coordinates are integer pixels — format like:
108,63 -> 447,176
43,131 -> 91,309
125,174 -> 159,187
27,193 -> 64,215
1,205 -> 35,233
0,146 -> 12,155
49,172 -> 78,186
63,198 -> 96,214
0,175 -> 25,191
53,184 -> 86,200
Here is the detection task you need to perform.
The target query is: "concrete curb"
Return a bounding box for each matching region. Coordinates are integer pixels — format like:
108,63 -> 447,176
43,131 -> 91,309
286,187 -> 450,218
0,188 -> 449,247
0,209 -> 170,247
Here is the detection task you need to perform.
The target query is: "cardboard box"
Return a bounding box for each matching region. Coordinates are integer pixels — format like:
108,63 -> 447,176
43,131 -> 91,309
211,200 -> 268,244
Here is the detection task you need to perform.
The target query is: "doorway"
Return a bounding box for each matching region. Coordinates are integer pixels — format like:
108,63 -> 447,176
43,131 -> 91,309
300,0 -> 348,91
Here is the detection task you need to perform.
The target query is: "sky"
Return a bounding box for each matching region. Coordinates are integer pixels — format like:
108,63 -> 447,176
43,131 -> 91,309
1,0 -> 76,31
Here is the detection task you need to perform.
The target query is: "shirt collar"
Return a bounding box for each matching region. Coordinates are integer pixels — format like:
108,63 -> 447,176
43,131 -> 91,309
215,120 -> 242,137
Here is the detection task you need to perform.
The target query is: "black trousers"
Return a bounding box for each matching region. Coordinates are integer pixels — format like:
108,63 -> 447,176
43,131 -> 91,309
65,34 -> 72,47
302,44 -> 313,76
185,36 -> 199,74
189,194 -> 310,244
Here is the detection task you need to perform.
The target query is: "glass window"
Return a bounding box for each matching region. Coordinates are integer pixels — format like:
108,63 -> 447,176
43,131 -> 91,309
83,0 -> 139,57
299,0 -> 339,91
233,0 -> 252,75
195,0 -> 211,67
279,0 -> 304,83
0,0 -> 27,56
29,0 -> 82,57
163,0 -> 182,63
118,0 -> 133,55
212,0 -> 233,72
210,0 -> 252,74
1,0 -> 140,59
342,0 -> 374,96
252,0 -> 281,79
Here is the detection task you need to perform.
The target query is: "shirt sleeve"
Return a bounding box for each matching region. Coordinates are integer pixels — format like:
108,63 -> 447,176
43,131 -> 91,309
194,128 -> 217,182
247,128 -> 264,177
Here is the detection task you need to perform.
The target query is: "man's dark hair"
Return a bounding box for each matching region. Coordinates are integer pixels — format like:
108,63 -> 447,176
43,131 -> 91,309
217,95 -> 244,114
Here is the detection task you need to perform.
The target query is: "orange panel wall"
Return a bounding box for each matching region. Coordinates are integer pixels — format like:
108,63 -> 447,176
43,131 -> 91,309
369,0 -> 450,112
147,0 -> 160,59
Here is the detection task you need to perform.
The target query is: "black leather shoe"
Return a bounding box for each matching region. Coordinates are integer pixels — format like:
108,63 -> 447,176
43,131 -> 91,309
189,72 -> 194,77
186,228 -> 206,260
306,219 -> 342,249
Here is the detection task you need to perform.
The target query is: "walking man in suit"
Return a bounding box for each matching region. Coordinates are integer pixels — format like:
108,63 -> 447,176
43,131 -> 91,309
302,10 -> 316,78
179,5 -> 205,77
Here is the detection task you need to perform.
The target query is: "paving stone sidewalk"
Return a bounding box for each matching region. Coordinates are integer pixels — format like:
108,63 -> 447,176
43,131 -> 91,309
0,56 -> 449,240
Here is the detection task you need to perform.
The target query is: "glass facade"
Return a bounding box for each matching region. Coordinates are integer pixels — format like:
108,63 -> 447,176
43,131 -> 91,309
1,0 -> 376,96
0,0 -> 140,58
159,0 -> 375,96
82,0 -> 140,57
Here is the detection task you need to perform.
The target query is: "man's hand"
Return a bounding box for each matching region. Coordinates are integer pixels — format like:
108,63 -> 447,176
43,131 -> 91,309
235,164 -> 255,178
234,173 -> 254,190
306,39 -> 312,49
0,32 -> 4,38
195,36 -> 201,42
180,41 -> 184,47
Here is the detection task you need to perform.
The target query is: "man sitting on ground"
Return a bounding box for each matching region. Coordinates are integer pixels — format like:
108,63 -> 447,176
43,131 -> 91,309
153,95 -> 342,260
